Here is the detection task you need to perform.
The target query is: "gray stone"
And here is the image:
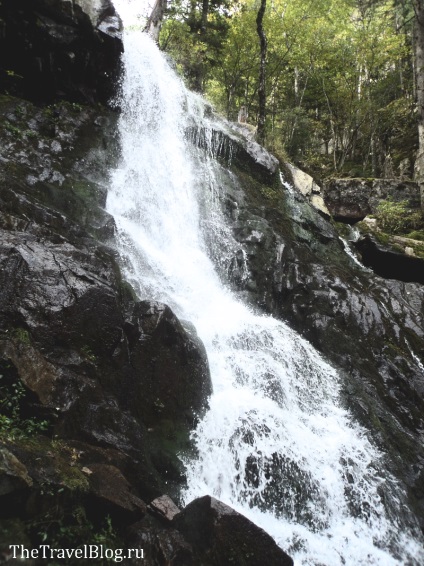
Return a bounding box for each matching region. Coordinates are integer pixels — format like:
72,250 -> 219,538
0,449 -> 33,496
323,178 -> 421,222
149,495 -> 181,522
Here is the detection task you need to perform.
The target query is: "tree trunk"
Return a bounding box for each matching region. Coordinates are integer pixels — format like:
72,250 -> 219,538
145,0 -> 168,44
413,0 -> 424,209
201,0 -> 209,37
256,0 -> 267,145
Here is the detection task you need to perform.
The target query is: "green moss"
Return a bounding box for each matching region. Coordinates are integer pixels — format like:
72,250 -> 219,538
374,231 -> 390,245
0,518 -> 31,548
147,418 -> 190,501
375,199 -> 423,235
333,221 -> 352,238
12,327 -> 31,345
0,93 -> 16,104
406,230 -> 424,241
7,435 -> 90,494
391,243 -> 404,254
80,345 -> 96,363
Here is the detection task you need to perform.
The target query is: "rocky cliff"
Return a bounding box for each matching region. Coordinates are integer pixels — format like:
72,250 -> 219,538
0,2 -> 295,564
1,0 -> 424,561
193,119 -> 424,534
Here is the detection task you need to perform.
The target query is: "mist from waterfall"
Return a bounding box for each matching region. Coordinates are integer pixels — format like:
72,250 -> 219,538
108,3 -> 424,563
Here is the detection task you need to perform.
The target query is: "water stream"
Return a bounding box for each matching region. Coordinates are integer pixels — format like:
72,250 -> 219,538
108,3 -> 423,563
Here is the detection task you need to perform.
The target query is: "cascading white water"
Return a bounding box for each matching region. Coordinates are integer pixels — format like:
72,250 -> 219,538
108,3 -> 424,564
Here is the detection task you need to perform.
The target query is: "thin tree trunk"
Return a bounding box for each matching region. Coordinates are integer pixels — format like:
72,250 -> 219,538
201,0 -> 209,37
256,0 -> 267,145
413,0 -> 424,208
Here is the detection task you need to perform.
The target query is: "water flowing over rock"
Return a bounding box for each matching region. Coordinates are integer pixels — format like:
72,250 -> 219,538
1,0 -> 424,563
105,8 -> 424,563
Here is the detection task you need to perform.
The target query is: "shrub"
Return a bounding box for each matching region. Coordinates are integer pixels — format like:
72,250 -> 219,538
375,199 -> 422,234
0,369 -> 48,440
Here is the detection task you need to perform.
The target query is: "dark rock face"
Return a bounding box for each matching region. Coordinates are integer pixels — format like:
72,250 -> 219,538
173,495 -> 294,566
199,126 -> 424,532
188,119 -> 279,186
0,5 -> 293,563
0,0 -> 123,104
126,518 -> 195,565
323,178 -> 421,222
123,301 -> 211,427
356,234 -> 424,284
0,94 -> 211,534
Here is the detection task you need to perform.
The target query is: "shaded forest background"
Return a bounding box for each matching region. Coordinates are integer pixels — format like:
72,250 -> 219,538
157,0 -> 419,182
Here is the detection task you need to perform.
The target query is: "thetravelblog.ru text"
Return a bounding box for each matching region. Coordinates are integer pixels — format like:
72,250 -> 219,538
9,544 -> 144,562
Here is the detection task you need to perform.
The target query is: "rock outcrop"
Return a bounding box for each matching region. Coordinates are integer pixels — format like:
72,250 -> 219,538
282,161 -> 330,216
323,177 -> 421,222
356,234 -> 424,284
197,122 -> 424,532
0,0 -> 123,103
0,93 -> 217,558
173,495 -> 294,566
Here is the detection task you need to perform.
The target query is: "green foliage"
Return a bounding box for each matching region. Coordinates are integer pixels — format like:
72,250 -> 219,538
0,366 -> 48,441
375,199 -> 423,234
160,0 -> 231,92
12,327 -> 31,344
36,514 -> 120,565
4,122 -> 38,139
162,0 -> 417,176
80,345 -> 96,362
405,230 -> 424,241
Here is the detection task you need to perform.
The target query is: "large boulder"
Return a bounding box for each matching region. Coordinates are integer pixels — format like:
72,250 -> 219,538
173,495 -> 294,566
0,0 -> 123,103
0,448 -> 33,496
282,162 -> 330,216
323,178 -> 421,222
123,301 -> 211,427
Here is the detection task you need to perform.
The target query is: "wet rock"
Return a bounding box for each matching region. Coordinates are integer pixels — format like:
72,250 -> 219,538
355,234 -> 424,284
87,463 -> 148,518
284,162 -> 318,196
0,449 -> 33,496
173,495 -> 294,566
188,119 -> 279,186
123,300 -> 212,427
282,162 -> 330,216
0,0 -> 123,104
126,517 -> 194,566
0,92 -> 211,508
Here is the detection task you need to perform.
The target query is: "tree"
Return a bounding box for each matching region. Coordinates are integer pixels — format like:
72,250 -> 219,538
413,0 -> 424,206
159,0 -> 232,92
145,0 -> 168,43
162,0 -> 418,178
256,0 -> 267,144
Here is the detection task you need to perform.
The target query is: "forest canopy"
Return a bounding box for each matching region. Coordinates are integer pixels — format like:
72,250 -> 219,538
158,0 -> 418,180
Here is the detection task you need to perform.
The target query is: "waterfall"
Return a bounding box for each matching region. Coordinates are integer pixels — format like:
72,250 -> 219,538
108,3 -> 423,564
